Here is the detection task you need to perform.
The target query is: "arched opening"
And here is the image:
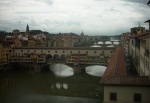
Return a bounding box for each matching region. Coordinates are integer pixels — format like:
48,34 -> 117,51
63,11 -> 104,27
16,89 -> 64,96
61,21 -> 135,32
46,54 -> 52,61
61,54 -> 67,61
53,54 -> 59,61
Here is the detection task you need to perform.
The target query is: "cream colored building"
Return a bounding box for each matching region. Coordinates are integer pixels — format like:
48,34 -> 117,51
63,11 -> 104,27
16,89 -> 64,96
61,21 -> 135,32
138,34 -> 150,76
104,85 -> 150,103
124,26 -> 150,77
48,35 -> 75,47
121,32 -> 130,55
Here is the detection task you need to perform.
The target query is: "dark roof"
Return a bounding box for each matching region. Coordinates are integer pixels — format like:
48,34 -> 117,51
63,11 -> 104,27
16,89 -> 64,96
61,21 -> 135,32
100,47 -> 150,86
145,19 -> 150,23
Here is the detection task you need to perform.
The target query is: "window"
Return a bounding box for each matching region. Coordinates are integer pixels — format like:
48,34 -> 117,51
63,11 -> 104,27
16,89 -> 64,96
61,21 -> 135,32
86,51 -> 88,54
48,51 -> 50,53
134,93 -> 141,102
110,51 -> 113,53
21,50 -> 23,52
55,51 -> 57,53
41,50 -> 43,53
132,40 -> 134,45
137,29 -> 140,31
63,51 -> 65,53
70,51 -> 72,53
94,51 -> 96,53
78,51 -> 80,54
28,50 -> 29,52
34,50 -> 36,52
110,92 -> 117,101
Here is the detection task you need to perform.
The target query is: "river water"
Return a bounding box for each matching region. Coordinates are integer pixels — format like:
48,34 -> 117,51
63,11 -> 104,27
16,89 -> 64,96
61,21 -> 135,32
0,64 -> 106,103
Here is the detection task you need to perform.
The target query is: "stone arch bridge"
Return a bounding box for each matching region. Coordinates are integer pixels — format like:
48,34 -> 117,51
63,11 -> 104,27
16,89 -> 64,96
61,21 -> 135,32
10,47 -> 116,72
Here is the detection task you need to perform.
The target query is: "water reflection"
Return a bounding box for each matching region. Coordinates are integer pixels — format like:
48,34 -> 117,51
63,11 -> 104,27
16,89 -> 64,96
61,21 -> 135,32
50,64 -> 74,77
63,83 -> 68,89
52,83 -> 68,90
0,64 -> 103,103
86,65 -> 106,77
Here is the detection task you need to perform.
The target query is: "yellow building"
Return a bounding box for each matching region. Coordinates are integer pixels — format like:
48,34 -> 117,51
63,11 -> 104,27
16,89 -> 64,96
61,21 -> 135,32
28,39 -> 36,47
14,39 -> 22,47
0,43 -> 12,69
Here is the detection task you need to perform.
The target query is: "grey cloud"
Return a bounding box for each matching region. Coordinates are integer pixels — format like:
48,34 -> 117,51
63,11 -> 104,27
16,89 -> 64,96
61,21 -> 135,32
67,21 -> 81,26
16,11 -> 50,14
104,7 -> 120,12
123,0 -> 149,5
34,0 -> 53,5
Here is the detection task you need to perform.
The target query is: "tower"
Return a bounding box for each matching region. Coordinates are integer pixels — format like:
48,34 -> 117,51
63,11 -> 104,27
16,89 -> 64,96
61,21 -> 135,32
26,24 -> 29,34
81,31 -> 84,36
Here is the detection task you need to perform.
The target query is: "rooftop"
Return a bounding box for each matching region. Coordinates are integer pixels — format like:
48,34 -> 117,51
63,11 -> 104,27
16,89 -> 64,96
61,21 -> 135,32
130,32 -> 149,39
100,47 -> 150,86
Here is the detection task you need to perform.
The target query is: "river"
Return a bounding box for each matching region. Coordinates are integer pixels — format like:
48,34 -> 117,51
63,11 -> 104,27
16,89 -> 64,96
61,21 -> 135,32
0,63 -> 106,103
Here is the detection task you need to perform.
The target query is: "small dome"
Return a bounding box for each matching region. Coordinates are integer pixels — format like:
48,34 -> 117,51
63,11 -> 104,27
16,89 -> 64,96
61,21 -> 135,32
113,42 -> 119,45
105,41 -> 112,44
97,41 -> 103,44
90,45 -> 102,47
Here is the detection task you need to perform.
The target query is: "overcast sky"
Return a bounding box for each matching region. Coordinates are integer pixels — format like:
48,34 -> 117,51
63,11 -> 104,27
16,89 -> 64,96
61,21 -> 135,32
0,0 -> 150,35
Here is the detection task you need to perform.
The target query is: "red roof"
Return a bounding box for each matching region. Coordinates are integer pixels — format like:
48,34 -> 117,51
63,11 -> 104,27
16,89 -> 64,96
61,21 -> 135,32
130,32 -> 149,39
101,76 -> 150,86
100,47 -> 150,86
138,35 -> 149,39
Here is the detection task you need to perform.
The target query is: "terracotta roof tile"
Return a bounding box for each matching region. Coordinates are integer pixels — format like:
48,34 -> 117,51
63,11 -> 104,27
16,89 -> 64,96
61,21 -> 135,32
100,47 -> 127,83
102,76 -> 150,86
130,32 -> 149,39
100,47 -> 150,86
138,35 -> 149,39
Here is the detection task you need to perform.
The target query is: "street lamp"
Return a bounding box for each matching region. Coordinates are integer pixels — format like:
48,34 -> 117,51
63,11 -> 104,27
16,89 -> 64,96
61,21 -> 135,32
147,0 -> 150,6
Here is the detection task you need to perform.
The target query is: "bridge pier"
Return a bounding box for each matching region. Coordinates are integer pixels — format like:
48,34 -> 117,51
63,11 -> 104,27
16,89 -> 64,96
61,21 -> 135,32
0,64 -> 10,70
30,63 -> 48,72
66,63 -> 86,75
29,63 -> 41,72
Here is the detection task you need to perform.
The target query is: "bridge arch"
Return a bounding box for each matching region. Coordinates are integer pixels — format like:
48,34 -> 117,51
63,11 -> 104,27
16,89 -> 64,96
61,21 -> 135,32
46,54 -> 52,61
53,54 -> 60,60
60,54 -> 67,61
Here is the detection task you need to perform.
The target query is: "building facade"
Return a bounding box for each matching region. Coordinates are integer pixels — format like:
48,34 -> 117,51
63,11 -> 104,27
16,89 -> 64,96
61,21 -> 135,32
0,43 -> 12,69
10,47 -> 115,64
122,26 -> 150,77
